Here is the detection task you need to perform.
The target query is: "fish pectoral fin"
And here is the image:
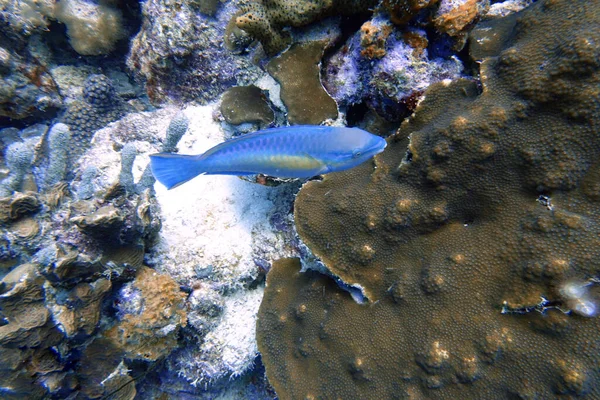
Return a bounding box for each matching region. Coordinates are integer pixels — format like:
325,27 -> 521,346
300,153 -> 329,176
300,152 -> 325,167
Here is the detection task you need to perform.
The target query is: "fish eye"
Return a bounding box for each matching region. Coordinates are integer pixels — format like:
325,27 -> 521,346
352,150 -> 362,158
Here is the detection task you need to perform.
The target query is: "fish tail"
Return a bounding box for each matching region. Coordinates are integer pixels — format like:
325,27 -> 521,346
149,153 -> 204,190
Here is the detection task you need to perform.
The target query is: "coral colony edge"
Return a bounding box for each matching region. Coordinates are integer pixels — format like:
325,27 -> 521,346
0,0 -> 598,399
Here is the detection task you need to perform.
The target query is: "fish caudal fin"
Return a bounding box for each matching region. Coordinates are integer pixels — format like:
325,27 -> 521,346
149,153 -> 204,190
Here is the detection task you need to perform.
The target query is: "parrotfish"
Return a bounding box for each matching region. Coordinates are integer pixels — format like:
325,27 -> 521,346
150,125 -> 387,189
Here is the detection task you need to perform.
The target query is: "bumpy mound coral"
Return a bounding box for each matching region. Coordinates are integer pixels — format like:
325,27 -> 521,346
235,0 -> 378,55
258,0 -> 600,398
61,74 -> 128,158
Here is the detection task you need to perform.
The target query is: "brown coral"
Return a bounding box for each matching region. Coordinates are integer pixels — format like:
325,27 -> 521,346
106,266 -> 187,361
258,1 -> 600,398
433,0 -> 488,36
220,85 -> 275,127
266,41 -> 338,124
235,0 -> 378,55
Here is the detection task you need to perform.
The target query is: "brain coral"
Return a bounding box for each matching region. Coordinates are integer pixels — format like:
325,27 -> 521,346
258,0 -> 600,398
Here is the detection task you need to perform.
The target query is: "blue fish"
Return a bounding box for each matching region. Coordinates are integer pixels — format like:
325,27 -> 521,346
150,125 -> 387,189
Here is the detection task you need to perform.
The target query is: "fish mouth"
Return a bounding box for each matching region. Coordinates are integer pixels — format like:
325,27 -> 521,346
366,139 -> 387,156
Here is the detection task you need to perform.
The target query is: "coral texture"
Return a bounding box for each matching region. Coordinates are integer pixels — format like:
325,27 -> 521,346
220,85 -> 275,127
61,74 -> 128,159
266,41 -> 338,125
323,17 -> 463,121
0,42 -> 62,121
0,0 -> 125,55
258,0 -> 600,398
235,0 -> 377,55
128,0 -> 260,104
106,266 -> 187,361
53,0 -> 124,55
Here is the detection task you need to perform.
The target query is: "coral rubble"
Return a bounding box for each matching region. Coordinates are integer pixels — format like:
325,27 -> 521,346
258,0 -> 600,398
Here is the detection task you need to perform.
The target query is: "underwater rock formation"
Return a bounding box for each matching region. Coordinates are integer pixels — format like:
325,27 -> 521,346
54,0 -> 125,56
0,41 -> 62,121
258,0 -> 600,398
0,107 -> 165,398
107,266 -> 187,361
323,13 -> 463,121
220,85 -> 275,127
53,103 -> 300,393
128,0 -> 261,104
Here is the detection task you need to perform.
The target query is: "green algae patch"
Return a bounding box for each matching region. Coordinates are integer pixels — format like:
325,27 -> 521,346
266,41 -> 338,125
259,0 -> 600,398
220,85 -> 275,127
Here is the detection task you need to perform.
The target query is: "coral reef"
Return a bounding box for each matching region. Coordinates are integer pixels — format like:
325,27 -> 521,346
0,0 -> 126,55
323,15 -> 463,121
220,85 -> 275,127
143,105 -> 300,384
0,42 -> 62,121
0,0 -> 56,36
0,141 -> 35,197
0,263 -> 63,399
34,103 -> 299,394
128,0 -> 261,104
266,41 -> 338,125
434,0 -> 490,38
380,0 -> 438,25
61,74 -> 128,159
258,0 -> 600,398
136,111 -> 189,192
0,107 -> 165,398
107,266 -> 187,361
54,0 -> 124,56
36,123 -> 71,191
235,0 -> 377,55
